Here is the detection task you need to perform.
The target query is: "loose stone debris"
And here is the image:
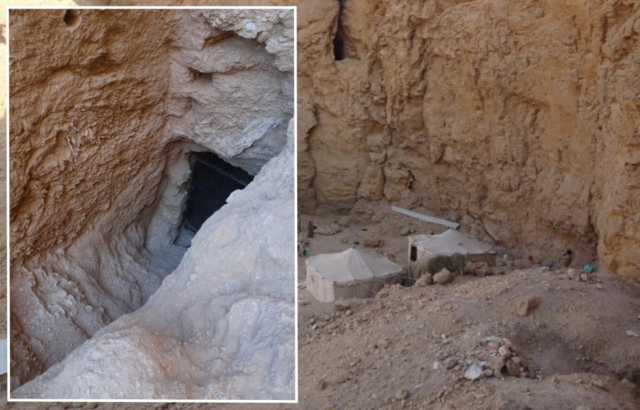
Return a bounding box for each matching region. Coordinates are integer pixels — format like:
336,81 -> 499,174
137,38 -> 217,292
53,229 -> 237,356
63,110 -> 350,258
464,364 -> 484,381
567,268 -> 579,280
363,236 -> 382,248
395,388 -> 410,400
516,296 -> 540,317
433,268 -> 455,285
416,274 -> 433,287
294,202 -> 639,408
315,224 -> 342,236
454,335 -> 531,382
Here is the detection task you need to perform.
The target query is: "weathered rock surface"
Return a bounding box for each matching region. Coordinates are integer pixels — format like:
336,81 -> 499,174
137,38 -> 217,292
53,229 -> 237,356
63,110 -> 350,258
13,121 -> 296,400
8,8 -> 294,399
297,0 -> 640,281
2,0 -> 82,349
109,0 -> 638,279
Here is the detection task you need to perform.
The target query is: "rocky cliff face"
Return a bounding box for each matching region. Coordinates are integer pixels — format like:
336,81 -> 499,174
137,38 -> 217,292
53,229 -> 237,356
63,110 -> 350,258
9,8 -> 294,395
295,0 -> 639,280
118,0 -> 637,280
0,0 -> 80,344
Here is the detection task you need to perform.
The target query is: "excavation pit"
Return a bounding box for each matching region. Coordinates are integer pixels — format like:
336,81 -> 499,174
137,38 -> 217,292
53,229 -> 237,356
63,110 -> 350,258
9,8 -> 295,400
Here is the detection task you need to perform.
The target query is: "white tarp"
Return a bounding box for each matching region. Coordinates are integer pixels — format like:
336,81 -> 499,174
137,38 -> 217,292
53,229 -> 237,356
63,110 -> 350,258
408,229 -> 495,264
306,248 -> 403,302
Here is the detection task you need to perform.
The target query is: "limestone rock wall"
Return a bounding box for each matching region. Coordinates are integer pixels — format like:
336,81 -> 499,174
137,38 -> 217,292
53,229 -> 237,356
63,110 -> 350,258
133,0 -> 637,280
294,0 -> 639,280
0,0 -> 80,343
9,8 -> 294,390
9,8 -> 175,271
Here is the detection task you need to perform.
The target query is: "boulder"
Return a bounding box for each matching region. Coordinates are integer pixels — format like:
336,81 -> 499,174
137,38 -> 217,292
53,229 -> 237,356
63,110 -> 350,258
516,296 -> 540,317
433,269 -> 454,285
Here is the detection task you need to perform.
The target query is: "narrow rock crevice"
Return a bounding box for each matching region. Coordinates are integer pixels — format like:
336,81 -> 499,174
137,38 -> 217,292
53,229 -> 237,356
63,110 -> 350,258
333,0 -> 346,61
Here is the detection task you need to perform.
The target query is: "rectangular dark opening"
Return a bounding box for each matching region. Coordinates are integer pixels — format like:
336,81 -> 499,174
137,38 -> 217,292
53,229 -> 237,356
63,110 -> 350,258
183,152 -> 254,232
410,245 -> 417,262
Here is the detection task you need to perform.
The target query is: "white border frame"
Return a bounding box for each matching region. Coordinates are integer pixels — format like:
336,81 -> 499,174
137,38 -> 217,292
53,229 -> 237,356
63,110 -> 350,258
5,5 -> 298,404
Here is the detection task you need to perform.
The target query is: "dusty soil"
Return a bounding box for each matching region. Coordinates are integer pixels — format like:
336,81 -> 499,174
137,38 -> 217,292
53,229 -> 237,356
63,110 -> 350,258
292,211 -> 640,409
294,270 -> 640,409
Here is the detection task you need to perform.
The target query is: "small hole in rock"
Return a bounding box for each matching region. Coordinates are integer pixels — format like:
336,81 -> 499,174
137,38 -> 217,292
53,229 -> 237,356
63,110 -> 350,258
63,10 -> 80,28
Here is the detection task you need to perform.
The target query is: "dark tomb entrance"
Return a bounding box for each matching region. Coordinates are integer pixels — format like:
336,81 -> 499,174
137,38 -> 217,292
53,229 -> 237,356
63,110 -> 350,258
183,152 -> 254,232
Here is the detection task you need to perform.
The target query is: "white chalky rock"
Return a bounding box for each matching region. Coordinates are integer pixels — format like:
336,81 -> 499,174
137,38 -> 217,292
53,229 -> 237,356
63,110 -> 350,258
465,364 -> 484,381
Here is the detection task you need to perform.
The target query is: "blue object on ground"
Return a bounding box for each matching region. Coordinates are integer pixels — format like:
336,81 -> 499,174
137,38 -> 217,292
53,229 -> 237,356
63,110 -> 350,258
583,263 -> 595,274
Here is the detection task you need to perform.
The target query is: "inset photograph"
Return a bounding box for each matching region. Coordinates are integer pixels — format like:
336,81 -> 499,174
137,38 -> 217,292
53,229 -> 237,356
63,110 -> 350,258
8,7 -> 295,401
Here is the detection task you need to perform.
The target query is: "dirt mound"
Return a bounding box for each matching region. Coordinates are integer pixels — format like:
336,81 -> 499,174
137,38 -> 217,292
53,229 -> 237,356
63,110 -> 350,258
294,265 -> 640,409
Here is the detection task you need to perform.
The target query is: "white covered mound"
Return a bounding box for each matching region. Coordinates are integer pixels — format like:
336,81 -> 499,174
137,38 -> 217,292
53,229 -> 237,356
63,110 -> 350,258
409,229 -> 496,266
306,248 -> 403,302
12,123 -> 296,401
411,230 -> 494,256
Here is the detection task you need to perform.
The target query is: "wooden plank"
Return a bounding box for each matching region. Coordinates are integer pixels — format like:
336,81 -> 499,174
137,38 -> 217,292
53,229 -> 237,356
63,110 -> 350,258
391,206 -> 460,230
